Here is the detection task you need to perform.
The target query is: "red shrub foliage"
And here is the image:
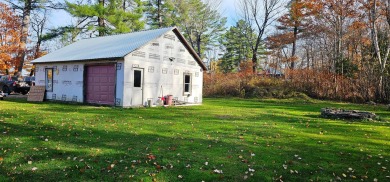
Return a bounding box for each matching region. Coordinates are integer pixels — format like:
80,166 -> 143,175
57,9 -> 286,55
288,69 -> 375,103
204,62 -> 287,98
204,67 -> 377,103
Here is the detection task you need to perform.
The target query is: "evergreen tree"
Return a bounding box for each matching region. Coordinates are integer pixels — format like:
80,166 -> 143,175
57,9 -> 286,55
143,0 -> 226,58
145,0 -> 175,28
66,0 -> 144,36
177,0 -> 226,58
219,20 -> 263,73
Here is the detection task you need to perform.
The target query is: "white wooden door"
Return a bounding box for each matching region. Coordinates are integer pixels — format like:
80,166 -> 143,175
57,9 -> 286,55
131,68 -> 143,106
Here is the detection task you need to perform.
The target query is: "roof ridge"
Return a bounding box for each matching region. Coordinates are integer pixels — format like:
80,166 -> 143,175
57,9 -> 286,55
81,26 -> 175,40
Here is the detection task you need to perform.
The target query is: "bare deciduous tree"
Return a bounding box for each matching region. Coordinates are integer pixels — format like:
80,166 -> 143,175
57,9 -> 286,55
239,0 -> 283,73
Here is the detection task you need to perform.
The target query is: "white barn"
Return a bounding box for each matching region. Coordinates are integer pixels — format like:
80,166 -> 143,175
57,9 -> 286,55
31,27 -> 207,107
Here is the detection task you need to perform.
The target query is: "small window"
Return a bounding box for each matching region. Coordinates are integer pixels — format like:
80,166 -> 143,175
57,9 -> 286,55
45,68 -> 53,92
134,70 -> 142,87
184,74 -> 192,94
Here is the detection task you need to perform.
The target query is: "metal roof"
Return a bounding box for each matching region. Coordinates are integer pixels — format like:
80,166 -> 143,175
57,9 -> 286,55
31,27 -> 174,63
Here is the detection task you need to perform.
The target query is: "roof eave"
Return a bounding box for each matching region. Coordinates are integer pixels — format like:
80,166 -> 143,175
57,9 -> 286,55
32,57 -> 123,64
172,28 -> 207,71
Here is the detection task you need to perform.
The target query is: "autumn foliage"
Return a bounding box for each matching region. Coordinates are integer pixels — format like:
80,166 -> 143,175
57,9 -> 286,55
204,62 -> 289,98
0,3 -> 22,74
204,68 -> 379,103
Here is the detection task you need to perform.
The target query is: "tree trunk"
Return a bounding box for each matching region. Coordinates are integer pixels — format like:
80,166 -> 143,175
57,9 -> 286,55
34,40 -> 41,58
291,21 -> 298,69
370,0 -> 389,100
252,52 -> 257,74
158,0 -> 162,27
98,0 -> 105,36
17,0 -> 32,73
196,33 -> 201,57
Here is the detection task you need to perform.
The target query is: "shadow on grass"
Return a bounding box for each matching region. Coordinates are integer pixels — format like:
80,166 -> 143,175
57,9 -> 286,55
1,120 -> 269,181
2,117 -> 389,181
1,98 -> 389,181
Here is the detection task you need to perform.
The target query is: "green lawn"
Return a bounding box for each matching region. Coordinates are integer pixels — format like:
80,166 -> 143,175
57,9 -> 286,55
0,98 -> 389,181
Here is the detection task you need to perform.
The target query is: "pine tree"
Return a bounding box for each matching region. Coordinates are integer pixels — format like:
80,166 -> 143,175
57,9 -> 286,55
66,0 -> 144,36
145,0 -> 175,28
219,20 -> 255,73
178,0 -> 226,57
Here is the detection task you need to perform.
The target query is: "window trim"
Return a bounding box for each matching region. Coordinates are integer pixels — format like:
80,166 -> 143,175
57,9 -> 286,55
45,68 -> 53,92
183,73 -> 192,96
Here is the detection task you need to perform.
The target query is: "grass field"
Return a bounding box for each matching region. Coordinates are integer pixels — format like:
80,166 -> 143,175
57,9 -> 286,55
0,97 -> 389,181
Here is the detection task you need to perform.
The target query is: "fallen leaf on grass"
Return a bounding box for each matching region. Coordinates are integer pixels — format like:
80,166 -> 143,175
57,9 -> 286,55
156,165 -> 161,170
107,164 -> 115,170
147,154 -> 156,160
283,164 -> 288,169
213,169 -> 223,174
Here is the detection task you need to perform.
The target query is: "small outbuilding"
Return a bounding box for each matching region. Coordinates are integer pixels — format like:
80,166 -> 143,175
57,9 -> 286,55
31,27 -> 206,107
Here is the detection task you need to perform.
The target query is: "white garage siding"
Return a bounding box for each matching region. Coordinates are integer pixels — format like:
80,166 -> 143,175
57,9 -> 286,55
122,31 -> 203,107
34,61 -> 124,104
31,27 -> 205,107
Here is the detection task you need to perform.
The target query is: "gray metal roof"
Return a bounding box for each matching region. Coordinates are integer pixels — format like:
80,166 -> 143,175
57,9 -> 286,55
31,27 -> 174,63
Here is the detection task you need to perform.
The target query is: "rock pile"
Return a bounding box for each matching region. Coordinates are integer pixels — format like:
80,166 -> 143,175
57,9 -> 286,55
321,108 -> 377,120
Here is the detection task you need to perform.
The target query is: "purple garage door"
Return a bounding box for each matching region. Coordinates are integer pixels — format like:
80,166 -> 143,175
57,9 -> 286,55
85,65 -> 116,105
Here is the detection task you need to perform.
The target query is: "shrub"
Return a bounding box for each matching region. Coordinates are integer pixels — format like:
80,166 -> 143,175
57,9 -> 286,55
204,68 -> 380,103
